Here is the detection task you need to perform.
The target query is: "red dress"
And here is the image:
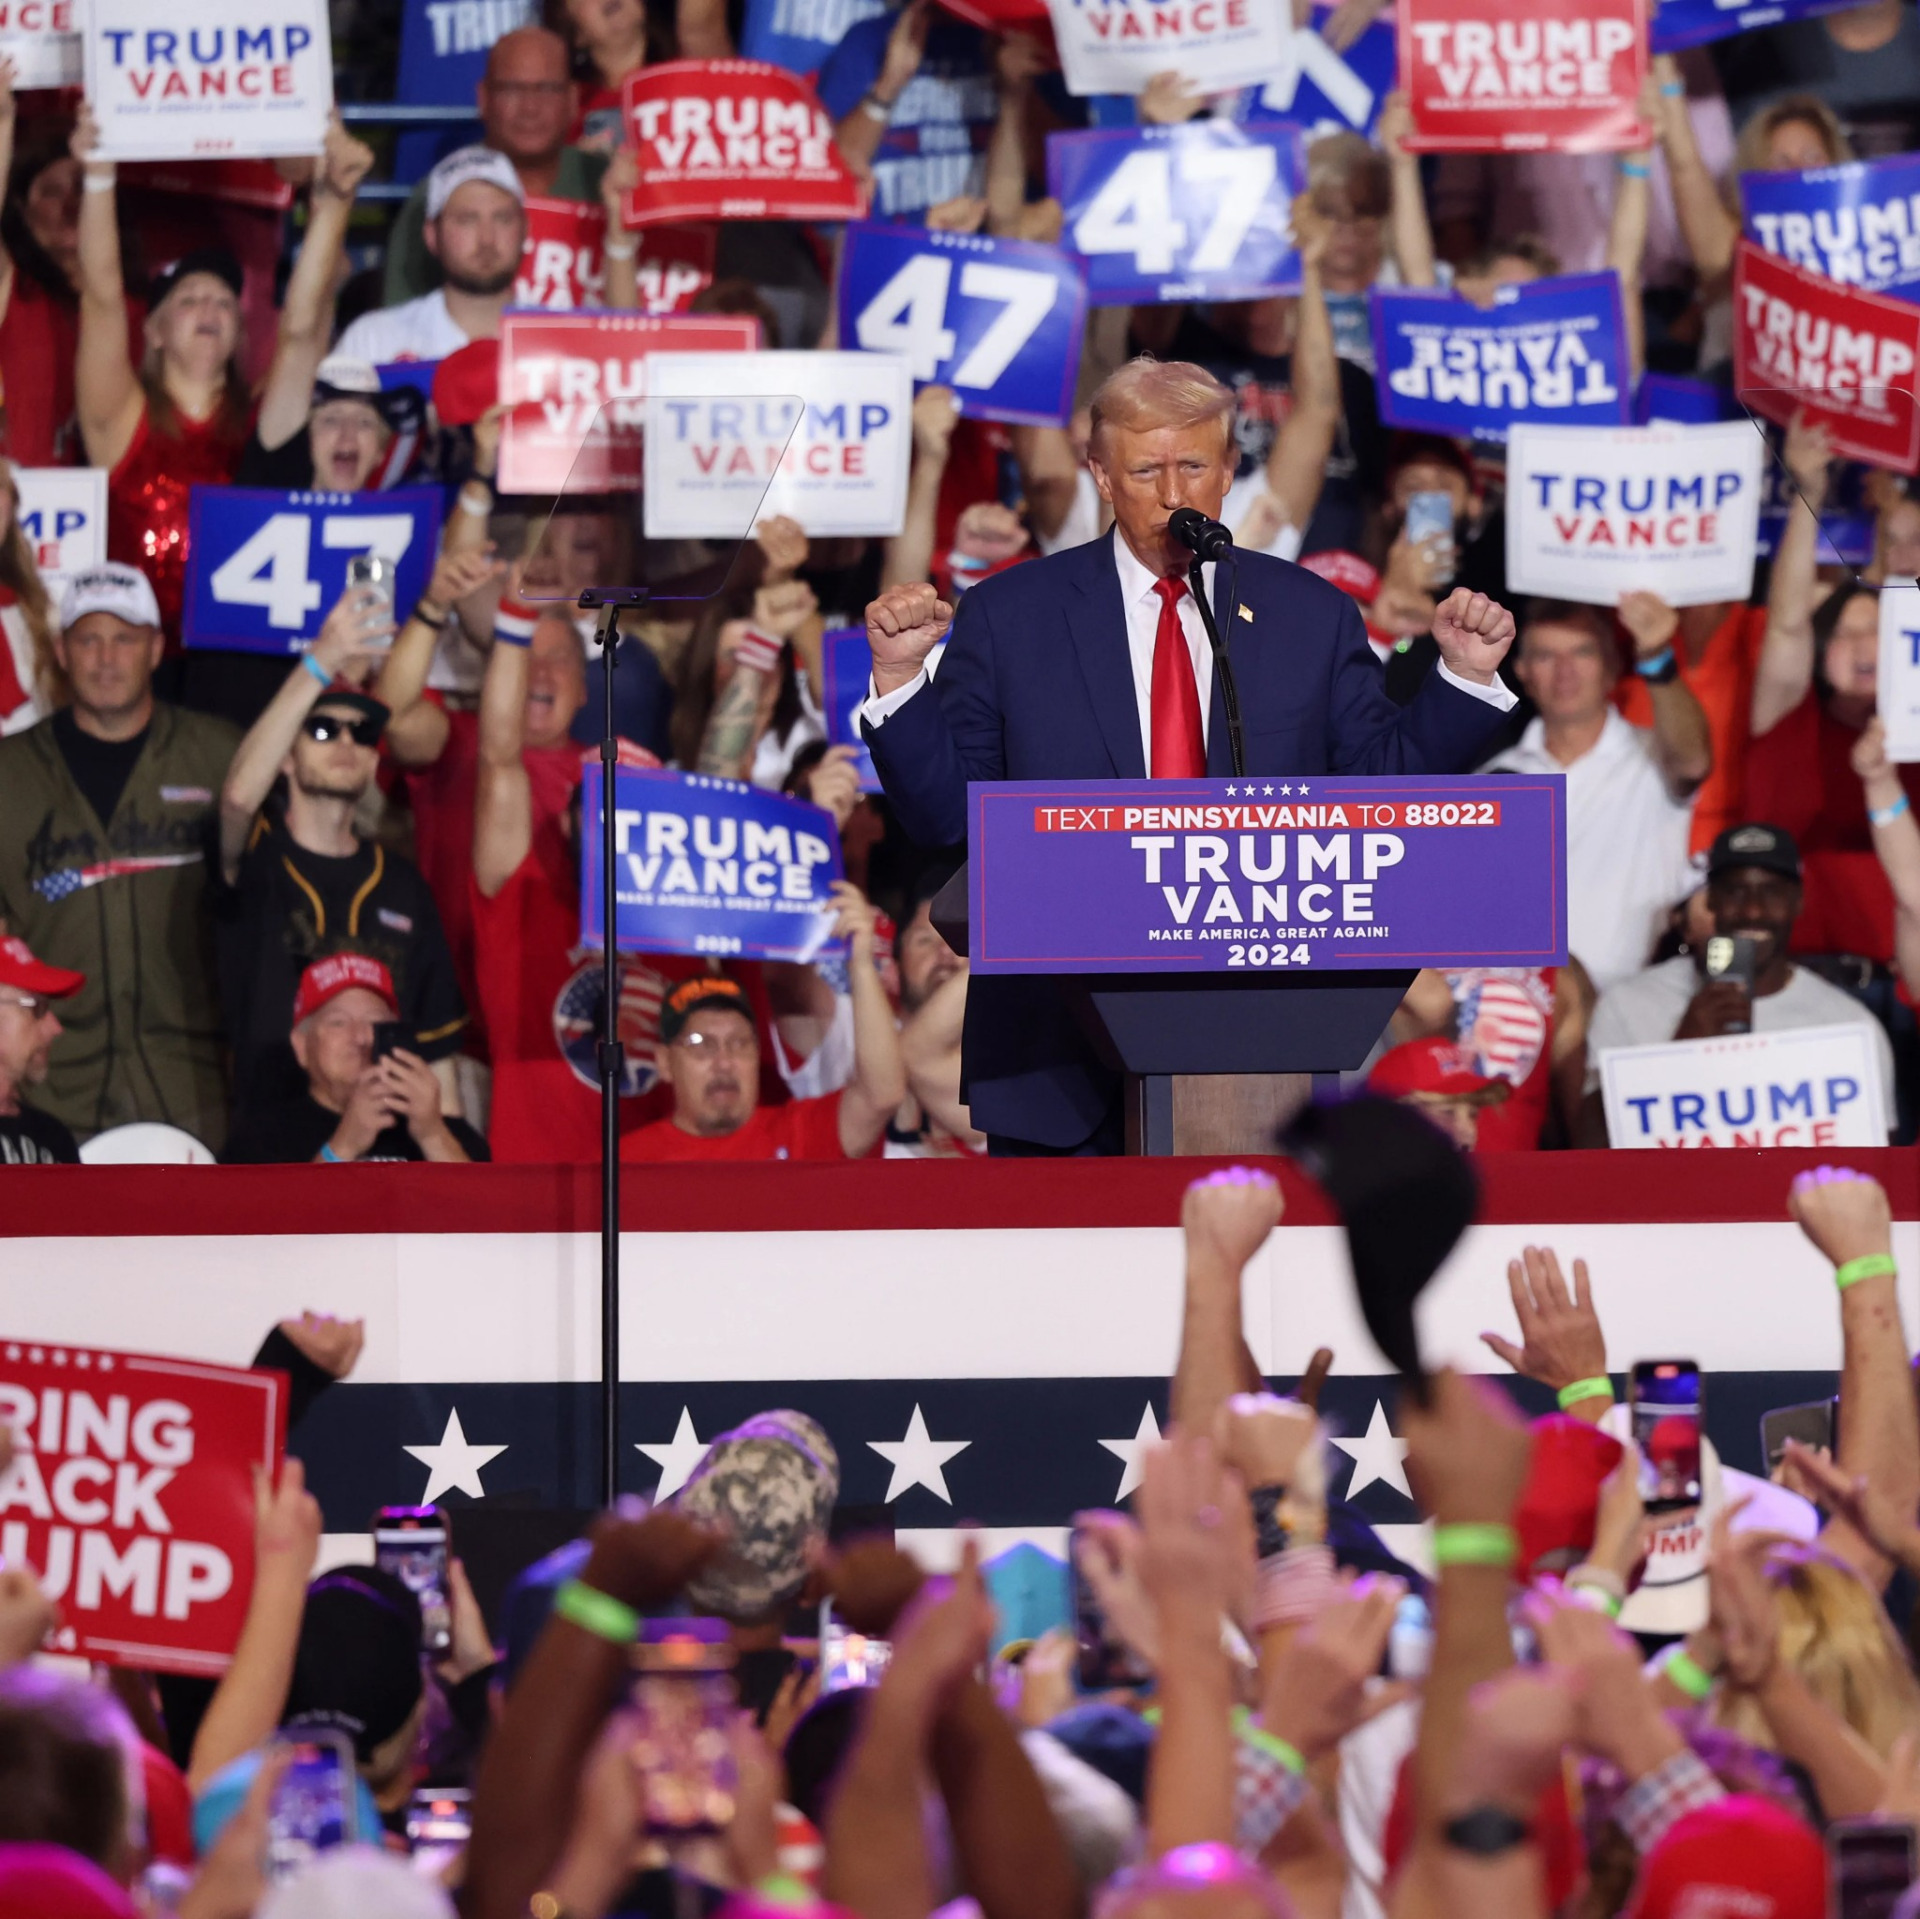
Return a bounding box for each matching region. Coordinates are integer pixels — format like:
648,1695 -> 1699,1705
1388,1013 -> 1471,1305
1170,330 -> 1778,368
108,400 -> 250,650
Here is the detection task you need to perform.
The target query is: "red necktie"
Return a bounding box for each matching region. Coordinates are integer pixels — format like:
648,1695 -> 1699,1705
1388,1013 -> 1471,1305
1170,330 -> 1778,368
1149,575 -> 1206,778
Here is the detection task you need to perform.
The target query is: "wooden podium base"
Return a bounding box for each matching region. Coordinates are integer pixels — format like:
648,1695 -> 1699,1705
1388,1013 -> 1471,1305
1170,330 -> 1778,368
1126,1073 -> 1314,1155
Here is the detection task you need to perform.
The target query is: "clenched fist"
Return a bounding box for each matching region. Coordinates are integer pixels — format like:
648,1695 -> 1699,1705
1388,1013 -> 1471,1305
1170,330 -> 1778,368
866,582 -> 954,697
1431,588 -> 1516,685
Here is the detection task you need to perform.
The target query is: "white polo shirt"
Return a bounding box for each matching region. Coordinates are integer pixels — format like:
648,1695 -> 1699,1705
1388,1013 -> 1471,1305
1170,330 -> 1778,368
1485,708 -> 1698,993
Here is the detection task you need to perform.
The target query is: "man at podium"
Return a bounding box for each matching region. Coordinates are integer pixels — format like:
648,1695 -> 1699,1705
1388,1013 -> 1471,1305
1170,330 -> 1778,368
858,357 -> 1520,1156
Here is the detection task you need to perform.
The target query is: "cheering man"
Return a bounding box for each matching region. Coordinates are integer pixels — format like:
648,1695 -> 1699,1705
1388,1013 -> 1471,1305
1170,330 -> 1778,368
859,356 -> 1518,1155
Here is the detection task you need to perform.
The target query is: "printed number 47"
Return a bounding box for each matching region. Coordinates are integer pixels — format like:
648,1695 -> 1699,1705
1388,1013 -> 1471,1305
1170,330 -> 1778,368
854,254 -> 1058,387
1073,145 -> 1278,276
209,512 -> 416,631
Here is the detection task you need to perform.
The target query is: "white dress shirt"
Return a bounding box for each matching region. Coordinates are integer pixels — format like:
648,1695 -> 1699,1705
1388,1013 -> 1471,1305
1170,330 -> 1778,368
858,531 -> 1517,758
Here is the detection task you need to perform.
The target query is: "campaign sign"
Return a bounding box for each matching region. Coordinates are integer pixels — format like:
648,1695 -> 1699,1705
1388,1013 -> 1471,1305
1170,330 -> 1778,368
1505,422 -> 1764,606
1398,0 -> 1649,153
1372,273 -> 1630,440
1733,240 -> 1920,472
742,0 -> 889,74
1743,156 -> 1920,307
820,626 -> 882,794
396,0 -> 533,104
1046,0 -> 1293,98
1049,122 -> 1305,306
1242,6 -> 1396,139
966,775 -> 1567,974
644,350 -> 913,539
182,487 -> 443,655
620,60 -> 866,227
515,198 -> 608,311
1877,583 -> 1920,761
1635,373 -> 1735,425
582,764 -> 845,961
0,0 -> 81,89
1652,0 -> 1856,52
839,224 -> 1087,427
496,311 -> 760,497
84,0 -> 335,162
1600,1027 -> 1888,1148
14,468 -> 106,599
0,1342 -> 286,1675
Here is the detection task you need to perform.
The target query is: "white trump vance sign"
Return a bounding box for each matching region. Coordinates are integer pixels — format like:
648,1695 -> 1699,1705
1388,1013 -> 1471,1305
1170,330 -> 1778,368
1878,582 -> 1920,762
1601,1024 -> 1888,1149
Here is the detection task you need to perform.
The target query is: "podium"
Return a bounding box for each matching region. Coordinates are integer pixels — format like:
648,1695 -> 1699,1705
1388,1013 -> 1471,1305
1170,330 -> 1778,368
947,775 -> 1568,1155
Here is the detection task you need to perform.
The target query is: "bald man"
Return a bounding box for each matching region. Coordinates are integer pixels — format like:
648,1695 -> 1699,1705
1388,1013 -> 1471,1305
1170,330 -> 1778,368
861,356 -> 1521,1154
383,25 -> 606,306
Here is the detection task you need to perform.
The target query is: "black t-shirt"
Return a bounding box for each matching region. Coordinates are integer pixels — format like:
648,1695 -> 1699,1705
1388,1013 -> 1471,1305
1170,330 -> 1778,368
53,709 -> 147,827
232,428 -> 313,492
0,1104 -> 80,1163
219,1090 -> 490,1164
214,812 -> 469,1118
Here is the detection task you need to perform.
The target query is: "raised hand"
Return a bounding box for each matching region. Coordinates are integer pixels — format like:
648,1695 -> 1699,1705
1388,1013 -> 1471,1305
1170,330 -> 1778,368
277,1310 -> 366,1380
866,582 -> 954,696
1481,1245 -> 1608,1394
1401,1368 -> 1532,1527
1181,1165 -> 1283,1276
1788,1164 -> 1893,1270
1431,588 -> 1516,684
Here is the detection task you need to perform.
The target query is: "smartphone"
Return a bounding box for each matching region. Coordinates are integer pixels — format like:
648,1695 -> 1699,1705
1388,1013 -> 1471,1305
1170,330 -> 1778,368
630,1625 -> 739,1835
266,1730 -> 360,1884
405,1787 -> 471,1876
370,1021 -> 413,1064
1630,1360 -> 1704,1515
1760,1397 -> 1838,1475
372,1505 -> 452,1656
346,552 -> 396,635
1071,1524 -> 1154,1692
1832,1817 -> 1918,1919
1403,490 -> 1457,583
817,1600 -> 892,1694
1703,932 -> 1762,1032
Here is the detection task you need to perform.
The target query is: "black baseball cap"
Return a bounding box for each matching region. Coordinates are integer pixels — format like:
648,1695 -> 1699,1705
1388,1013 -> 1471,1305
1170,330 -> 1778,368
281,1567 -> 424,1763
310,688 -> 391,736
147,246 -> 244,310
658,975 -> 754,1044
1706,823 -> 1801,885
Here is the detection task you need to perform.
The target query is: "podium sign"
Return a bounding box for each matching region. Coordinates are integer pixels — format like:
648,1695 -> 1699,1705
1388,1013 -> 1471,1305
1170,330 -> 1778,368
967,775 -> 1566,974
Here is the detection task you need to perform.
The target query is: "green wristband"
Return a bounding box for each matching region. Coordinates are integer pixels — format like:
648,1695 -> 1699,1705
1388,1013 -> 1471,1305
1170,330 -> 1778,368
1664,1649 -> 1715,1701
751,1875 -> 819,1911
1242,1723 -> 1307,1776
552,1577 -> 640,1644
1558,1376 -> 1614,1411
1432,1523 -> 1519,1569
1835,1253 -> 1897,1290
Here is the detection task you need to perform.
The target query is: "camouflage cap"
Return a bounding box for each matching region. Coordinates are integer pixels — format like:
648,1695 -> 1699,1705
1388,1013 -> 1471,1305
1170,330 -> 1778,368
673,1410 -> 840,1621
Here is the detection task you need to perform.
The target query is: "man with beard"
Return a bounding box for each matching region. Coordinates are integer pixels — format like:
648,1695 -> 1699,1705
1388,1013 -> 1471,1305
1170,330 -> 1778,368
215,586 -> 468,1128
335,147 -> 526,364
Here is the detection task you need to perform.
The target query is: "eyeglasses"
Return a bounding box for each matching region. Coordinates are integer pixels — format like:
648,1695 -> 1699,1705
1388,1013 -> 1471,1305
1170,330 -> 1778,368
675,1029 -> 758,1060
486,79 -> 569,98
0,991 -> 51,1018
303,711 -> 383,747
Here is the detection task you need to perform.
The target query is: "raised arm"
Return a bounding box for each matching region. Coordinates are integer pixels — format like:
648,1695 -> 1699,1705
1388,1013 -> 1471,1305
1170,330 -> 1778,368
1379,92 -> 1437,287
473,595 -> 538,898
1170,1167 -> 1282,1426
1853,719 -> 1920,999
899,964 -> 982,1146
1010,424 -> 1085,546
832,881 -> 909,1156
255,120 -> 374,452
1607,103 -> 1654,384
376,546 -> 504,769
675,0 -> 733,58
1263,196 -> 1343,540
884,387 -> 958,589
1752,411 -> 1834,737
598,148 -> 641,311
835,1 -> 929,178
219,588 -> 396,882
186,1460 -> 321,1793
985,33 -> 1044,237
1617,592 -> 1712,795
71,103 -> 144,471
0,66 -> 18,336
1651,53 -> 1738,288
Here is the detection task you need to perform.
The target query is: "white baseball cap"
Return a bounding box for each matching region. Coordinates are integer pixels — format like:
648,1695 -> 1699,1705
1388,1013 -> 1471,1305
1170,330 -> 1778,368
425,144 -> 526,221
59,561 -> 162,633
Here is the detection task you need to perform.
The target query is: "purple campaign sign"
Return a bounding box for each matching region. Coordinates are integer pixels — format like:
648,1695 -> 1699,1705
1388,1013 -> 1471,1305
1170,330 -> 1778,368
968,775 -> 1566,974
582,764 -> 844,962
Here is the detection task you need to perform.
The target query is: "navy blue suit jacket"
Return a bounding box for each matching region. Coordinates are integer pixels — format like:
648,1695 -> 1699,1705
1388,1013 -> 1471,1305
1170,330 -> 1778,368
862,530 -> 1510,1147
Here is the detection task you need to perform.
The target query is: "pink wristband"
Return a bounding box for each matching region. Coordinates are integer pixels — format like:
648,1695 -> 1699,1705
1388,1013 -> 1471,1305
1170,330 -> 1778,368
1253,1543 -> 1339,1630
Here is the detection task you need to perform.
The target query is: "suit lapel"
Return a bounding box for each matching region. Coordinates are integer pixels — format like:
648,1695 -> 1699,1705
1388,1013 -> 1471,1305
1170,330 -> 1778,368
1067,528 -> 1147,780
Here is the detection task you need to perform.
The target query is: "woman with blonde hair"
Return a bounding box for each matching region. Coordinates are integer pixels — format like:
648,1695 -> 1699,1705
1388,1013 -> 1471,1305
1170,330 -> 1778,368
0,455 -> 60,734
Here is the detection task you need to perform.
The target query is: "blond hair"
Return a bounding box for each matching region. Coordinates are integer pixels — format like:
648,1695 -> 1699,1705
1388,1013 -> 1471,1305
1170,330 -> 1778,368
1712,1545 -> 1920,1759
1087,357 -> 1235,462
1735,95 -> 1852,184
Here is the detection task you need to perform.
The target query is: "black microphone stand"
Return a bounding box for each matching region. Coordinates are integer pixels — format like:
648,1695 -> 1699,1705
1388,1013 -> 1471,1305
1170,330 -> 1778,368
1186,552 -> 1245,779
579,584 -> 648,1508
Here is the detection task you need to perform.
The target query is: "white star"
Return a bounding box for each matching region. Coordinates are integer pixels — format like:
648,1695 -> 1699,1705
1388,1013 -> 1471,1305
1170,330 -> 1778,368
637,1407 -> 709,1500
1225,783 -> 1238,795
1262,784 -> 1274,795
404,1408 -> 508,1503
1278,783 -> 1292,795
1331,1401 -> 1411,1500
1298,783 -> 1311,795
1098,1402 -> 1163,1500
868,1404 -> 970,1504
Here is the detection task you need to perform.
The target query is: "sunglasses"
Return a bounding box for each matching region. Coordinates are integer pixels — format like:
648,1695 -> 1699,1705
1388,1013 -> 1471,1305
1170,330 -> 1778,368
303,711 -> 383,747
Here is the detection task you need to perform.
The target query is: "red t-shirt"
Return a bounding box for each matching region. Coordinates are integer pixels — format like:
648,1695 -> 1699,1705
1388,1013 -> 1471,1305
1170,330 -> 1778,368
0,276 -> 76,468
622,1091 -> 855,1161
470,824 -> 788,1163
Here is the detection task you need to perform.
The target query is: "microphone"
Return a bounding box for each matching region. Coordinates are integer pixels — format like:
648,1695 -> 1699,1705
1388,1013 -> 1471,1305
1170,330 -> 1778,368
1169,507 -> 1234,563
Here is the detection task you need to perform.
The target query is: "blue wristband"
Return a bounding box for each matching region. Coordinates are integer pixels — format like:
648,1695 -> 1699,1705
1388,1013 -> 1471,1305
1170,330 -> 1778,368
300,651 -> 332,689
1618,159 -> 1652,179
319,1143 -> 344,1164
1872,793 -> 1912,828
1636,645 -> 1676,680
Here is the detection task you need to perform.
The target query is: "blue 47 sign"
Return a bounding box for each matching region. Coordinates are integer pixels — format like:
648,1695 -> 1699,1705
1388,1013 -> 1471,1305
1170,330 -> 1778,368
838,224 -> 1087,428
1048,121 -> 1305,306
183,488 -> 444,655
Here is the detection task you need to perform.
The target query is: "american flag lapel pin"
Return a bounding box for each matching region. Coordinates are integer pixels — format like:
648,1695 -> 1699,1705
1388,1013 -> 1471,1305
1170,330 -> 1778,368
1238,603 -> 1254,622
